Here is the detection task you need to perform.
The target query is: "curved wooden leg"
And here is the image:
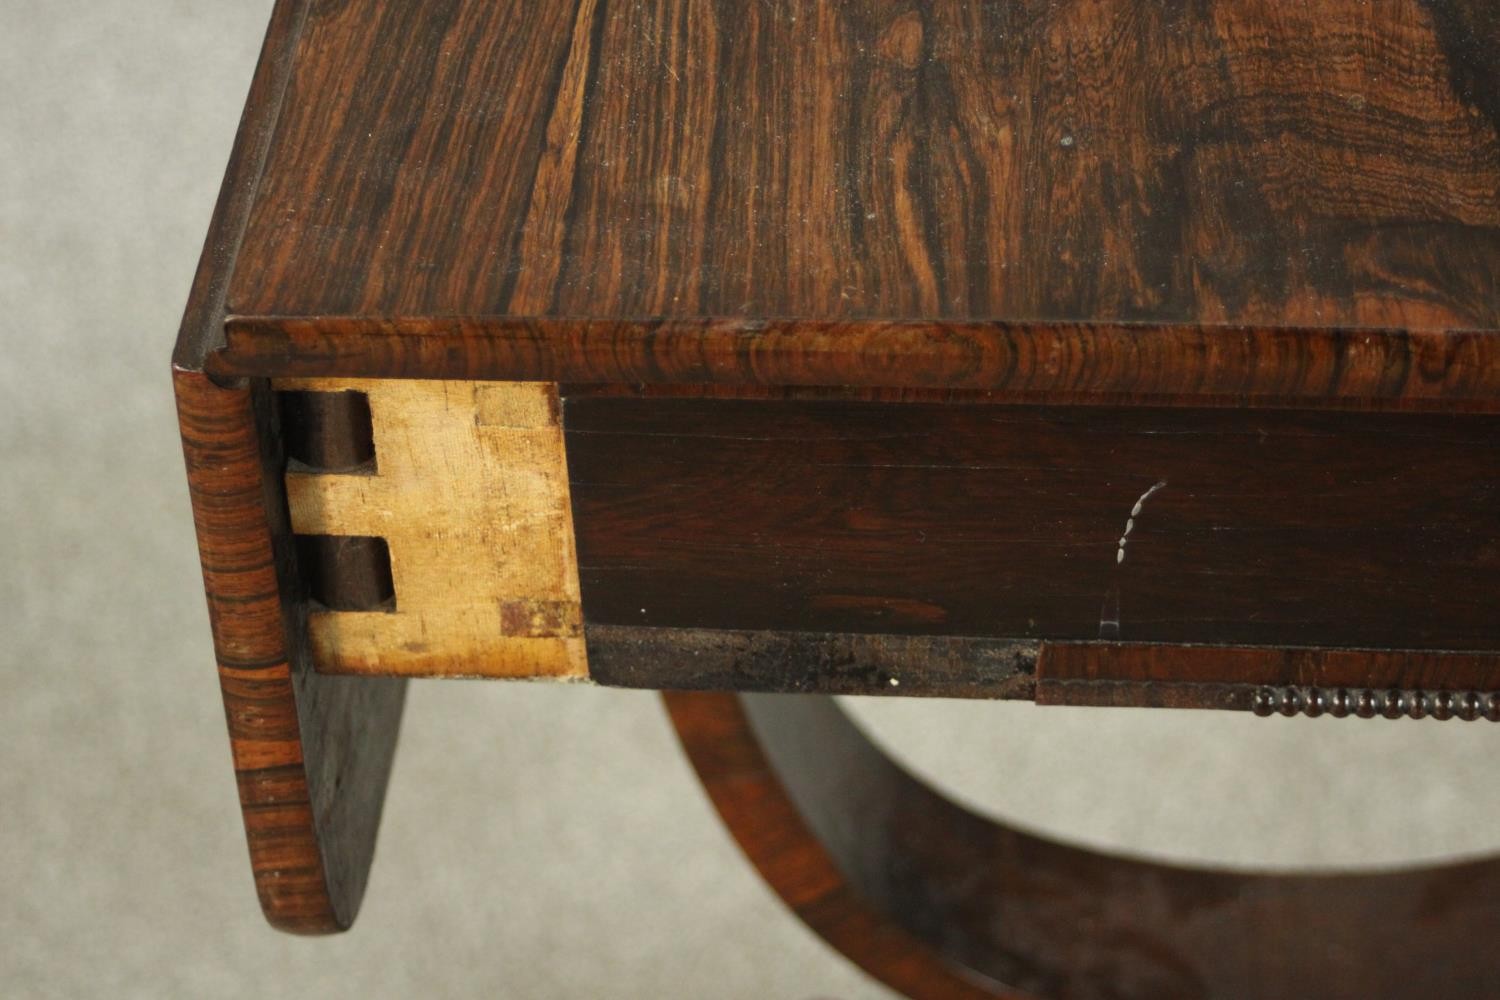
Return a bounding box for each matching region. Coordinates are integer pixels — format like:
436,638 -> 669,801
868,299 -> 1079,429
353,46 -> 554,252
665,691 -> 1500,1000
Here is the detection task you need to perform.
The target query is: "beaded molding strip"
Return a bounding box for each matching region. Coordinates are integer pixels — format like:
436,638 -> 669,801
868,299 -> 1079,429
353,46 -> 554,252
1251,687 -> 1500,721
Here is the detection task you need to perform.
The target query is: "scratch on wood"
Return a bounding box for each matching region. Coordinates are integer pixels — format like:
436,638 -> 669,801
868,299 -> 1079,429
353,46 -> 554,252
1101,479 -> 1168,638
1118,479 -> 1168,564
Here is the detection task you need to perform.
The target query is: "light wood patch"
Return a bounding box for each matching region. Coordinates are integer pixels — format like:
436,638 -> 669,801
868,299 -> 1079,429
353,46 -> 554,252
275,378 -> 587,679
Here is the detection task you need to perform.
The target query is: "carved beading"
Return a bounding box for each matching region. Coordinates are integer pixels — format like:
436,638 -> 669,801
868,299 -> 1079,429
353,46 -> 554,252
1251,687 -> 1500,721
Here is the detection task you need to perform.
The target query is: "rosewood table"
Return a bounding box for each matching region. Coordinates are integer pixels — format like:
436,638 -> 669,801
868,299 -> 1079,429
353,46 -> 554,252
174,2 -> 1500,997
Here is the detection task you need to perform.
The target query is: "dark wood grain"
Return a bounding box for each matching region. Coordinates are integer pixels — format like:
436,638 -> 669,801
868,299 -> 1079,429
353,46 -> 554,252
174,371 -> 406,932
229,0 -> 1500,328
176,0 -> 1500,965
213,316 -> 1500,411
1038,643 -> 1500,712
586,628 -> 1500,715
172,0 -> 405,933
566,396 -> 1500,650
206,0 -> 1500,407
669,690 -> 1500,1000
172,0 -> 310,372
664,692 -> 1002,1000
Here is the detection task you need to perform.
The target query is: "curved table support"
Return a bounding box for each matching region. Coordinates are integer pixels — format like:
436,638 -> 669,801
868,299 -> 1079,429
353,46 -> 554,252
665,691 -> 1500,1000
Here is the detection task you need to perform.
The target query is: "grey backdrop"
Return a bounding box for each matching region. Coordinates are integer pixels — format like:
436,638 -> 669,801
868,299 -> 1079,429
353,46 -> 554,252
5,2 -> 1500,997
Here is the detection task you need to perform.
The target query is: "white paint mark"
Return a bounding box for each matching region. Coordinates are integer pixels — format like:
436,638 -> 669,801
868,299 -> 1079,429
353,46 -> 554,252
1130,481 -> 1166,518
888,677 -> 900,687
1101,481 -> 1167,637
1117,480 -> 1167,565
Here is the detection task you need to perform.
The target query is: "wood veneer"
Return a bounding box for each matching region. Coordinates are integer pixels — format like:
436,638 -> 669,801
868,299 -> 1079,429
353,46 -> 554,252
203,0 -> 1500,409
173,1 -> 1500,989
566,396 -> 1500,651
667,690 -> 1500,1000
225,0 -> 1500,325
175,371 -> 405,931
173,0 -> 405,932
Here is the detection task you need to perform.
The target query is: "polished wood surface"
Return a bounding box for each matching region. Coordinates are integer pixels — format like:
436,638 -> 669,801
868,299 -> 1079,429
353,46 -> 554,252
172,0 -> 308,373
664,692 -> 999,1000
586,627 -> 1500,717
173,0 -> 1500,977
231,0 -> 1500,328
566,396 -> 1500,650
214,315 -> 1500,411
173,0 -> 405,932
203,0 -> 1500,408
1038,643 -> 1500,713
175,371 -> 406,932
668,690 -> 1500,1000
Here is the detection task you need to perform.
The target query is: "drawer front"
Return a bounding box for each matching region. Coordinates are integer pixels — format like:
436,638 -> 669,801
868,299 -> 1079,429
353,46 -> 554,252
566,398 -> 1500,651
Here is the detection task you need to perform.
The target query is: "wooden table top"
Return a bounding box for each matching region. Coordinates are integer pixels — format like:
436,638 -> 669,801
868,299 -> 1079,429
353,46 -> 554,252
189,0 -> 1500,405
173,1 -> 1500,955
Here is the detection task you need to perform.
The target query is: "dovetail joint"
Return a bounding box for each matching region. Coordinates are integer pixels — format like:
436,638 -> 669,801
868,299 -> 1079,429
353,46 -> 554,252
1251,686 -> 1500,722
